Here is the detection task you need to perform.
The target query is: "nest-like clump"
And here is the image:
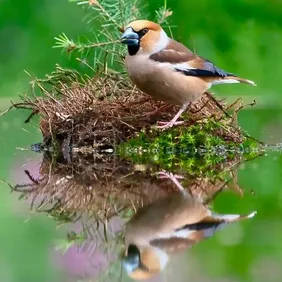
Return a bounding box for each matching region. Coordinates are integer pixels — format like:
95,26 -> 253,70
7,66 -> 252,152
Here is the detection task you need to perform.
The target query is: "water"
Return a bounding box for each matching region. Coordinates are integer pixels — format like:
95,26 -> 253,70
1,108 -> 282,282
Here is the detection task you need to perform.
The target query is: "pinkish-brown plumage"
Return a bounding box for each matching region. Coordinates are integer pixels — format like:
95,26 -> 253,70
120,20 -> 256,129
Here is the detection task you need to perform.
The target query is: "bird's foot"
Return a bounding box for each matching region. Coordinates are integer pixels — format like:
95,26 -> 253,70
157,171 -> 184,180
155,120 -> 184,130
157,171 -> 185,192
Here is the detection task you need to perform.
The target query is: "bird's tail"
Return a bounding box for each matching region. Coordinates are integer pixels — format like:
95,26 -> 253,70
186,211 -> 257,231
225,76 -> 257,86
210,211 -> 257,223
185,211 -> 257,242
212,76 -> 257,86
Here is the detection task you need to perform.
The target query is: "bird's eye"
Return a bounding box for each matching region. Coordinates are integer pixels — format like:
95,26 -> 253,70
140,28 -> 149,36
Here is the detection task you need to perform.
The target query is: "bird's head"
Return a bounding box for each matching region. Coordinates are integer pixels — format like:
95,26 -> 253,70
122,244 -> 168,280
120,20 -> 169,55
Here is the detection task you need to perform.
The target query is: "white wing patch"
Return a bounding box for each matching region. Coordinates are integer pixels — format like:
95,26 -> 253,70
157,61 -> 196,72
212,79 -> 240,85
157,229 -> 195,239
174,62 -> 196,70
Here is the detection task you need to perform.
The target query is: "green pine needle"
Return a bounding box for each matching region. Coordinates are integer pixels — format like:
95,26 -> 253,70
53,0 -> 173,69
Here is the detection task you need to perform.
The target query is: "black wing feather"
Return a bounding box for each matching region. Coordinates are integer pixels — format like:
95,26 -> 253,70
176,58 -> 235,78
175,221 -> 222,232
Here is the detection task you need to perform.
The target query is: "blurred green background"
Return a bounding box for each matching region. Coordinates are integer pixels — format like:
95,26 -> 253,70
1,0 -> 282,282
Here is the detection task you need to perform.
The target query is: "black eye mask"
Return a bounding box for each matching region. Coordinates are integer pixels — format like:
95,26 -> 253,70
127,28 -> 149,55
137,28 -> 149,38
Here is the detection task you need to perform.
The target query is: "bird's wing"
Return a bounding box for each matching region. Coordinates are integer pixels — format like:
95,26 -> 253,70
148,219 -> 224,250
172,211 -> 256,238
149,38 -> 235,77
175,220 -> 222,232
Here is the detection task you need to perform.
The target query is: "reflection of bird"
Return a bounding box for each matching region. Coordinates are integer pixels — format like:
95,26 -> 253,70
122,172 -> 256,280
120,20 -> 256,129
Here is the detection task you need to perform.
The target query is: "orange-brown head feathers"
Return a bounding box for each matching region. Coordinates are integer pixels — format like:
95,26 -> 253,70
120,20 -> 169,55
125,20 -> 162,33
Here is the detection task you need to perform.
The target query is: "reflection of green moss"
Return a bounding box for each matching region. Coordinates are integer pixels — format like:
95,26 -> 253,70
54,231 -> 86,254
47,209 -> 78,224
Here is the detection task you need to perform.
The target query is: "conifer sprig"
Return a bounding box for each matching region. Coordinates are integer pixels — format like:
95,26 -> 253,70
54,0 -> 172,68
54,0 -> 144,66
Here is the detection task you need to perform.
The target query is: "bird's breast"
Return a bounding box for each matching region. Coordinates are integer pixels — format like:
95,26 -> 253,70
125,55 -> 209,106
125,55 -> 151,86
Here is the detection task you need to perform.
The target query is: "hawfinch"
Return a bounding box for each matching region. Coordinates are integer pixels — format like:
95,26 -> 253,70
122,173 -> 256,280
120,20 -> 256,129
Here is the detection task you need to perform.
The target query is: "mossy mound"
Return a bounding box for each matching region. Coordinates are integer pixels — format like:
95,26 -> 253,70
2,66 -> 260,155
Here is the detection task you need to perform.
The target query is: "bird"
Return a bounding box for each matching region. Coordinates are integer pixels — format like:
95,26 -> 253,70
122,171 -> 257,280
120,20 -> 256,130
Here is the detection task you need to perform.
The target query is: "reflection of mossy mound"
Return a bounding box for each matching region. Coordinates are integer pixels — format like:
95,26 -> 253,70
12,149 -> 261,225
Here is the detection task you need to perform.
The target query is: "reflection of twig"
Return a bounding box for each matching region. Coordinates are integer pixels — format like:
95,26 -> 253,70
0,179 -> 14,191
0,106 -> 12,117
24,170 -> 39,184
229,170 -> 243,196
203,180 -> 229,205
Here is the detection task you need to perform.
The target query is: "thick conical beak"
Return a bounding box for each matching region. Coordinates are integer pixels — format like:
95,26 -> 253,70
120,27 -> 139,46
122,244 -> 149,273
122,253 -> 140,273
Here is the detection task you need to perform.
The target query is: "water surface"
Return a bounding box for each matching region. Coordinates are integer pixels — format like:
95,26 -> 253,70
1,107 -> 282,282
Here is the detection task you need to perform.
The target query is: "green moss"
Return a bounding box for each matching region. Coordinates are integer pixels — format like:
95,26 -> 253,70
118,118 -> 262,177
